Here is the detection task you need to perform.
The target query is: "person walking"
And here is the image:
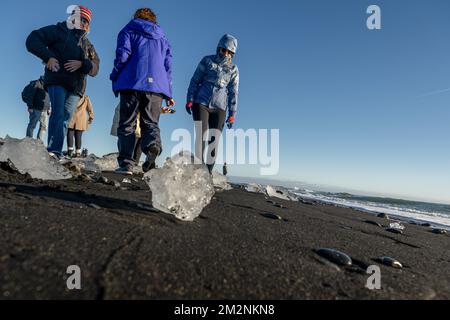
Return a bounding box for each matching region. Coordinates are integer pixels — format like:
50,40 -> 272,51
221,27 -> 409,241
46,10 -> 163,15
26,5 -> 100,158
186,34 -> 240,173
22,76 -> 51,142
110,8 -> 174,175
67,95 -> 94,157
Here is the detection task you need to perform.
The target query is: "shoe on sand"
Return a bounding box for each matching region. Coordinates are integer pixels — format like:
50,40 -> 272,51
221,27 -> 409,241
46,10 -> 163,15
115,166 -> 133,176
143,144 -> 160,173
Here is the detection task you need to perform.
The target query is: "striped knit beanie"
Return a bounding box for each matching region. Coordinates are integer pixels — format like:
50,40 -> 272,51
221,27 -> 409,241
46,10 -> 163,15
76,5 -> 92,24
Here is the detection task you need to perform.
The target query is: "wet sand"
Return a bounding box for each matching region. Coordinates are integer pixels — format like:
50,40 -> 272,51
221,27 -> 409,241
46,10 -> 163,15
0,166 -> 449,300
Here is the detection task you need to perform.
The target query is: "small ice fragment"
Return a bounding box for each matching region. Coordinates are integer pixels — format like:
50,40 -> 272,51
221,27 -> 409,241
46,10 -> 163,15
265,185 -> 297,201
245,183 -> 264,193
94,153 -> 119,172
389,222 -> 405,231
212,171 -> 232,190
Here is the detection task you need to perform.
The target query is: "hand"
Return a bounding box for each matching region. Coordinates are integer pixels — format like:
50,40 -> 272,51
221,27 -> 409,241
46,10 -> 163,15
28,108 -> 33,114
186,102 -> 193,115
47,108 -> 52,115
226,116 -> 235,129
64,60 -> 82,73
88,118 -> 94,125
46,58 -> 60,72
166,99 -> 175,108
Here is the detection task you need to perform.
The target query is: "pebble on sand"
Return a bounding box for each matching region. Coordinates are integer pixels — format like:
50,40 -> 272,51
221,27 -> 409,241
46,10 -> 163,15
261,213 -> 283,221
432,229 -> 447,235
315,248 -> 352,267
364,220 -> 382,227
95,176 -> 108,184
87,203 -> 101,210
386,228 -> 403,235
376,256 -> 403,269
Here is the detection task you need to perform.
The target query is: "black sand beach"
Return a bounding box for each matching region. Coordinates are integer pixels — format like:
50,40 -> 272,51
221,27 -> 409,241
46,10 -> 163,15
0,166 -> 449,300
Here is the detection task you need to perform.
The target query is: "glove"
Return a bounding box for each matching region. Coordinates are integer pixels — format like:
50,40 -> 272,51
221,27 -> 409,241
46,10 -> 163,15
226,116 -> 235,129
186,102 -> 193,115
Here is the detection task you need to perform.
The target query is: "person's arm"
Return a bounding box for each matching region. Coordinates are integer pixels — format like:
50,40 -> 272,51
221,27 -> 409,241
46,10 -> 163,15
186,57 -> 207,104
110,29 -> 132,81
164,40 -> 173,99
227,66 -> 240,119
79,42 -> 100,77
25,25 -> 59,63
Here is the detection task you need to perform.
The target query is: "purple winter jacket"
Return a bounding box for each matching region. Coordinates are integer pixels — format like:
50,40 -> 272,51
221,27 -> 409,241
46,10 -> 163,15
110,19 -> 173,99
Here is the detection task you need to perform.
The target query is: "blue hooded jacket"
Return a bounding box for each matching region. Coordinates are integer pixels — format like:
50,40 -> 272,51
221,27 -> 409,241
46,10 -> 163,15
187,34 -> 239,118
110,19 -> 173,99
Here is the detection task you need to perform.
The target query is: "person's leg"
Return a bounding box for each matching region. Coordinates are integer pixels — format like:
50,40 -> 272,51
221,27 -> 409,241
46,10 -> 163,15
37,111 -> 48,142
133,137 -> 143,164
206,109 -> 226,173
26,110 -> 40,138
192,104 -> 210,163
67,128 -> 75,156
62,93 -> 80,154
47,86 -> 67,155
140,93 -> 163,172
75,130 -> 83,155
140,93 -> 163,153
117,91 -> 139,169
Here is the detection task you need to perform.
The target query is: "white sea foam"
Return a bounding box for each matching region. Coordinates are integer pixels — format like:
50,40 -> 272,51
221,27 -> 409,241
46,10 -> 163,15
291,189 -> 450,229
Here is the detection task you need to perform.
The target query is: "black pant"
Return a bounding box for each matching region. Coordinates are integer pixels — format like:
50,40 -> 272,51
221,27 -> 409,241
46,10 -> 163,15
67,129 -> 83,151
192,104 -> 226,173
117,90 -> 162,168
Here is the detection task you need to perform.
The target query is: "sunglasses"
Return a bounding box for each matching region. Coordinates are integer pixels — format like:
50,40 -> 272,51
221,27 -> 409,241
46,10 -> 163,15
220,48 -> 234,56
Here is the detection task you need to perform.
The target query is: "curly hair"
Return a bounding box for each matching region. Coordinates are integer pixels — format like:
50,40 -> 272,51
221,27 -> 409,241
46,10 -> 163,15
134,8 -> 157,23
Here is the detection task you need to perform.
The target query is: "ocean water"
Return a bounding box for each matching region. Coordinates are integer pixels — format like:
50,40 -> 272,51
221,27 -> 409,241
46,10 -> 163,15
289,188 -> 450,229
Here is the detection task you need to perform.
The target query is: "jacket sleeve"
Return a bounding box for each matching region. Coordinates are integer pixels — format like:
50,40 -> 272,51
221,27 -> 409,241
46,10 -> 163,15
79,41 -> 100,77
110,29 -> 132,81
227,66 -> 239,118
26,25 -> 59,63
187,57 -> 207,103
164,40 -> 173,99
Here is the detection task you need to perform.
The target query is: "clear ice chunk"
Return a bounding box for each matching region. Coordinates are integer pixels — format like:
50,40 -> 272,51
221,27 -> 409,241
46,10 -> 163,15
94,153 -> 119,172
69,153 -> 119,173
144,152 -> 215,222
0,136 -> 72,180
265,185 -> 298,201
389,222 -> 405,231
245,183 -> 265,194
212,171 -> 232,191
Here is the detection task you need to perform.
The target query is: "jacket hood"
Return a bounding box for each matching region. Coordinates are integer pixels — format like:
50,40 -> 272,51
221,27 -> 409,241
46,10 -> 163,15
218,34 -> 238,54
125,19 -> 165,39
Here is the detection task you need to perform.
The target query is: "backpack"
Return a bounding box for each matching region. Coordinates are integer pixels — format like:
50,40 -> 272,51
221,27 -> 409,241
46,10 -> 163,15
21,81 -> 37,107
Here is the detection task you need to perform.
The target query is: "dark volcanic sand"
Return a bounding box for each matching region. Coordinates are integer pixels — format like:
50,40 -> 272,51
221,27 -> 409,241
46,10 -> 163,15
0,167 -> 449,300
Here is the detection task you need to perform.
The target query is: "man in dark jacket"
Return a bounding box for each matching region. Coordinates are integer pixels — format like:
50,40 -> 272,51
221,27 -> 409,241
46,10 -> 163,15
26,5 -> 100,157
23,77 -> 51,142
110,8 -> 174,175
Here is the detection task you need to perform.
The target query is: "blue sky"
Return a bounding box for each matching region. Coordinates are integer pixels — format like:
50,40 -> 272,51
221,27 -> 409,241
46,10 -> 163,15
0,0 -> 449,204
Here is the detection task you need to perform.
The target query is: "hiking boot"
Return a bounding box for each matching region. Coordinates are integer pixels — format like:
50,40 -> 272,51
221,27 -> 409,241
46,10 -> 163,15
143,144 -> 160,173
115,166 -> 133,176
